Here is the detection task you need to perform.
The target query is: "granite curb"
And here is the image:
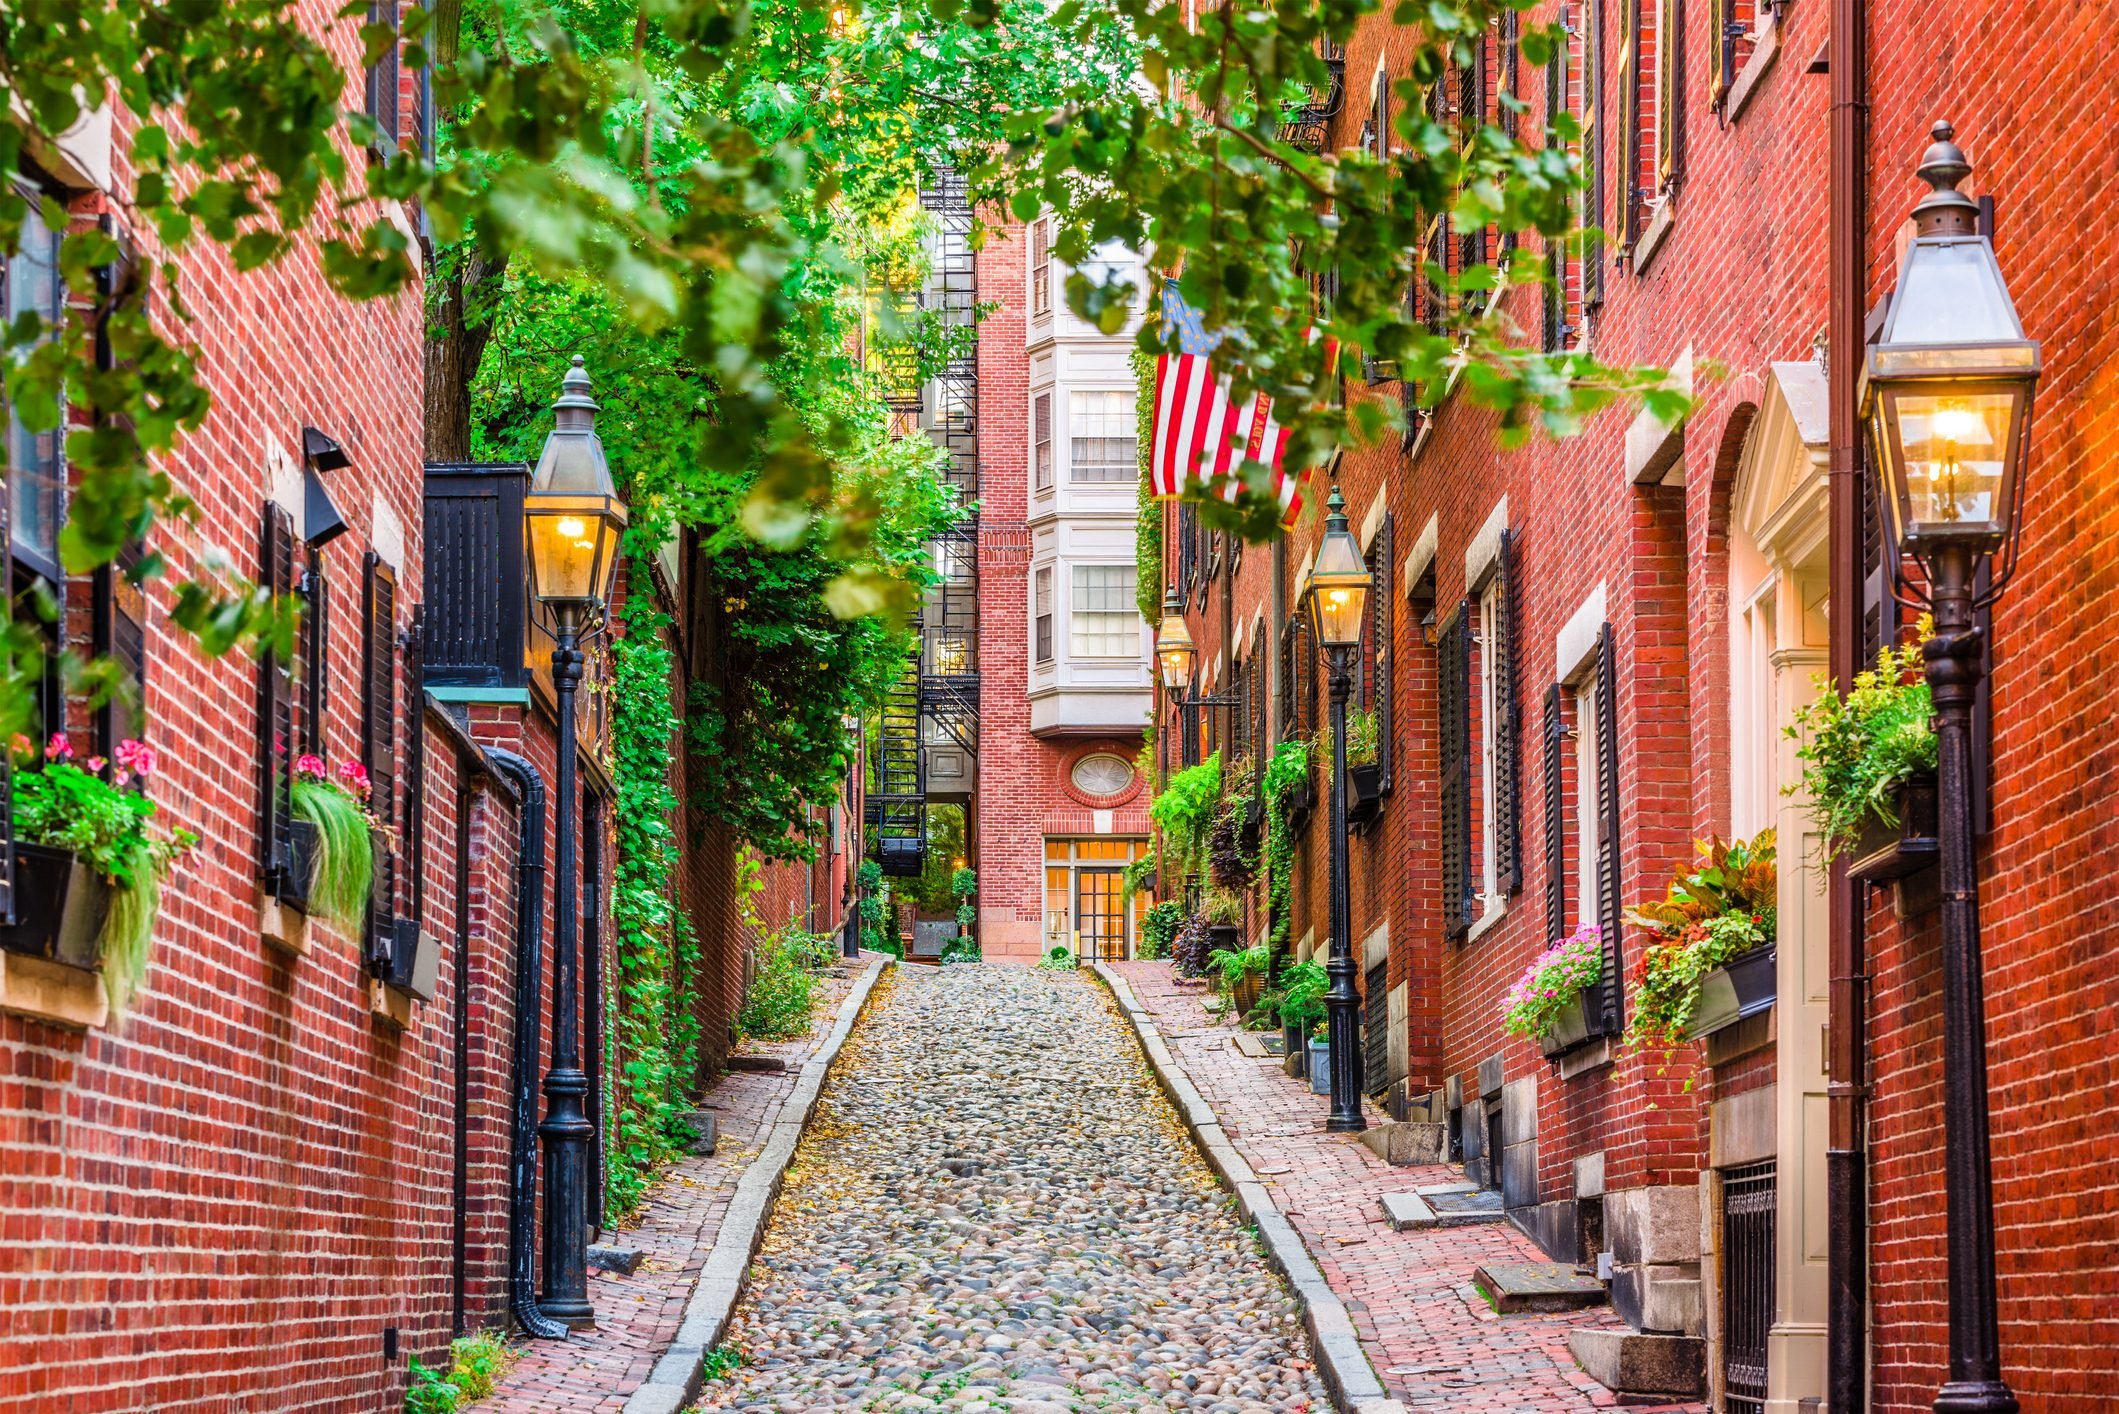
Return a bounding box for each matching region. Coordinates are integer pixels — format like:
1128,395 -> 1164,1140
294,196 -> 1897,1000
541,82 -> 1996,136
1090,962 -> 1409,1414
621,951 -> 893,1414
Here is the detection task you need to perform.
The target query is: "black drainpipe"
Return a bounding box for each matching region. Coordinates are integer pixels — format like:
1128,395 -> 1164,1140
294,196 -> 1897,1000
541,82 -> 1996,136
452,780 -> 472,1337
484,748 -> 569,1342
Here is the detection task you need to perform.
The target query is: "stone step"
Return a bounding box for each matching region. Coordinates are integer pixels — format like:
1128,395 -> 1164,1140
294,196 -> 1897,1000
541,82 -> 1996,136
1566,1327 -> 1705,1398
1472,1261 -> 1608,1314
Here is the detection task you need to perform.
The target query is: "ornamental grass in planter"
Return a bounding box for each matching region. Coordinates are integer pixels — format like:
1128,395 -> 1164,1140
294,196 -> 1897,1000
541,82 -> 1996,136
1,735 -> 196,1018
289,753 -> 377,928
1626,831 -> 1778,1050
1498,923 -> 1603,1057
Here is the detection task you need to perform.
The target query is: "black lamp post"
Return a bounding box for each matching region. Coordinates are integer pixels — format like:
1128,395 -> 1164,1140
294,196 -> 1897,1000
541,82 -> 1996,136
1860,123 -> 2039,1414
524,356 -> 628,1329
1154,585 -> 1239,770
1304,486 -> 1369,1134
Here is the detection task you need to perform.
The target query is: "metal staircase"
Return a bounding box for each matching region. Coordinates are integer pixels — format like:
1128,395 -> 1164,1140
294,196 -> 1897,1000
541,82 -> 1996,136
873,660 -> 926,875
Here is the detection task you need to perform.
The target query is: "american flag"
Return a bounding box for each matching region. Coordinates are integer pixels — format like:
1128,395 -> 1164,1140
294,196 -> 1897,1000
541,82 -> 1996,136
1149,281 -> 1317,527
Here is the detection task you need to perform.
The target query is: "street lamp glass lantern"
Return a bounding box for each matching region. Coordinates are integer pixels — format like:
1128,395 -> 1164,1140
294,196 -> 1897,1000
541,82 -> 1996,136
526,357 -> 628,608
1307,487 -> 1369,649
1154,587 -> 1196,691
1861,124 -> 2040,560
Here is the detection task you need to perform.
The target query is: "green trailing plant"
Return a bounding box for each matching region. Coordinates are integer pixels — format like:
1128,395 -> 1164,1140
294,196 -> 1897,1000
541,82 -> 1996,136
1132,346 -> 1163,620
288,753 -> 375,928
403,1331 -> 514,1413
1148,752 -> 1223,895
1498,924 -> 1604,1040
1201,887 -> 1244,927
1625,832 -> 1779,1051
738,918 -> 833,1041
1139,901 -> 1183,961
1274,959 -> 1328,1031
1788,627 -> 1938,860
1206,940 -> 1268,999
1260,739 -> 1310,949
1206,797 -> 1258,889
1120,846 -> 1158,902
9,735 -> 195,1018
604,582 -> 702,1225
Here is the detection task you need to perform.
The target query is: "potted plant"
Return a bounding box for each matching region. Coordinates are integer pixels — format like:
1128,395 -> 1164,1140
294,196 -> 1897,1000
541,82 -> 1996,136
1308,1021 -> 1331,1095
1201,886 -> 1244,955
289,753 -> 378,928
1207,936 -> 1268,1019
1276,959 -> 1327,1078
951,866 -> 977,937
1170,912 -> 1214,980
0,735 -> 196,1017
1337,707 -> 1384,830
1498,923 -> 1604,1059
1789,629 -> 1939,882
1627,831 -> 1780,1045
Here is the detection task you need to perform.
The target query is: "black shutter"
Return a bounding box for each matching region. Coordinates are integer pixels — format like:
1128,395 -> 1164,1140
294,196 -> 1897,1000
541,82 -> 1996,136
1363,959 -> 1389,1093
1583,0 -> 1605,310
366,0 -> 402,157
259,502 -> 298,887
301,547 -> 328,757
1542,17 -> 1568,353
1493,530 -> 1522,893
1372,513 -> 1395,795
364,553 -> 399,966
1543,683 -> 1566,942
91,222 -> 147,762
1593,623 -> 1625,1035
1439,601 -> 1474,939
401,604 -> 426,927
1252,622 -> 1268,786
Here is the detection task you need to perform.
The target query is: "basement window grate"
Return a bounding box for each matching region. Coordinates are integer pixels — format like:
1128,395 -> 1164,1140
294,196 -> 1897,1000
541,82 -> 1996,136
1721,1159 -> 1776,1414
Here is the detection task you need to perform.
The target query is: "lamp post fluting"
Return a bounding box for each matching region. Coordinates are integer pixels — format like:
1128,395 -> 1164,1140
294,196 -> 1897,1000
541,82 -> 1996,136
1305,486 -> 1369,1134
1859,124 -> 2037,1414
523,356 -> 629,1330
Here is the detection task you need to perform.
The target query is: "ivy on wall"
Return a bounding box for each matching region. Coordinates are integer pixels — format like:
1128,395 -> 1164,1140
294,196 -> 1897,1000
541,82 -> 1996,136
1132,345 -> 1162,621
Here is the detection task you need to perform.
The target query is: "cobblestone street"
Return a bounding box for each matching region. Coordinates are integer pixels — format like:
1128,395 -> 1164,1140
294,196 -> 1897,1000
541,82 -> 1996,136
697,965 -> 1332,1412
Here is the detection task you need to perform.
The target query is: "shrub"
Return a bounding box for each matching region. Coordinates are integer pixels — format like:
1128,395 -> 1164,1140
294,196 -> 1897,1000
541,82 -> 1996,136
1274,960 -> 1329,1030
737,920 -> 831,1040
1170,914 -> 1214,978
1039,944 -> 1077,970
1498,925 -> 1603,1040
403,1331 -> 514,1413
1139,901 -> 1183,960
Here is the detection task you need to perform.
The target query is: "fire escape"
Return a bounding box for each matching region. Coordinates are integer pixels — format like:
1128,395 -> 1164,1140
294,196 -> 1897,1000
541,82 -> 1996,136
870,171 -> 981,876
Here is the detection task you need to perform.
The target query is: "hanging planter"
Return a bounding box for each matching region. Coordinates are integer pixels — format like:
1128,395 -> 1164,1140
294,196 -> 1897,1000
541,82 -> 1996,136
1846,772 -> 1939,883
1537,992 -> 1595,1059
0,735 -> 195,1018
1344,763 -> 1383,830
288,754 -> 377,928
1686,943 -> 1779,1040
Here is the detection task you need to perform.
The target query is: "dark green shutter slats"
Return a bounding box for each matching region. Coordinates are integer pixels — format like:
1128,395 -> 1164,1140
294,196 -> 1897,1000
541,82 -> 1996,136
1439,601 -> 1474,940
1373,513 -> 1395,796
1593,622 -> 1625,1035
259,502 -> 298,888
1493,530 -> 1522,894
363,553 -> 399,968
1543,683 -> 1566,942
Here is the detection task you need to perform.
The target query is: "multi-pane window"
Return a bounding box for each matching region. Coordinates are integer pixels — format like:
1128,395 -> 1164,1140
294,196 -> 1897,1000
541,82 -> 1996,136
1029,218 -> 1052,318
365,0 -> 402,157
1476,581 -> 1503,913
1619,0 -> 1682,248
1070,565 -> 1139,658
6,202 -> 66,579
1034,567 -> 1054,665
1573,675 -> 1604,928
1068,390 -> 1135,482
1033,392 -> 1053,491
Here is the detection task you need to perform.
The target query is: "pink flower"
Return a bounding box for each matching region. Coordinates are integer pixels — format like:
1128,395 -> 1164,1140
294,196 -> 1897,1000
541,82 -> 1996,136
295,753 -> 328,781
339,759 -> 372,799
115,739 -> 157,778
86,757 -> 108,775
46,733 -> 72,761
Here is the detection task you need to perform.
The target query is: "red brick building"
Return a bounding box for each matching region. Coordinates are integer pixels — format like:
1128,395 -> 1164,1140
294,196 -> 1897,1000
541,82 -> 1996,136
1158,2 -> 2119,1409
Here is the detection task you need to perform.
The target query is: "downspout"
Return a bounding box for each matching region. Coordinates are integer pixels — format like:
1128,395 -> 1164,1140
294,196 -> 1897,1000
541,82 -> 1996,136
1826,1 -> 1870,1408
484,747 -> 569,1341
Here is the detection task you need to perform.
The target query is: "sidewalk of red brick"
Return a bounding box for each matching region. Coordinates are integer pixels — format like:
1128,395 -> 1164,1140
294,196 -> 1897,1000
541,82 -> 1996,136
480,968 -> 859,1413
1109,960 -> 1706,1414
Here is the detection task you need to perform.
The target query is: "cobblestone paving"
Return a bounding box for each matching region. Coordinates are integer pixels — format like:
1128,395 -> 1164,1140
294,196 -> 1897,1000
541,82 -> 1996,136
1112,962 -> 1706,1414
697,964 -> 1330,1413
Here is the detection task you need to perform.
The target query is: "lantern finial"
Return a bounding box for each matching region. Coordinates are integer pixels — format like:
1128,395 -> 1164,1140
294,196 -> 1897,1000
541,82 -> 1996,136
1913,120 -> 1978,237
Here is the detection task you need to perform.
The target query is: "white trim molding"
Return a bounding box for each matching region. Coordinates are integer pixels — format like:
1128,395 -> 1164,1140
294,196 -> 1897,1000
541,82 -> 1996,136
1555,582 -> 1608,685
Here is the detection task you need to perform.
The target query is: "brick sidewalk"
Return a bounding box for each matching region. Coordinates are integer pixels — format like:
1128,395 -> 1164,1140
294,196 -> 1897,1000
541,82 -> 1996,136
481,969 -> 856,1413
1110,961 -> 1705,1414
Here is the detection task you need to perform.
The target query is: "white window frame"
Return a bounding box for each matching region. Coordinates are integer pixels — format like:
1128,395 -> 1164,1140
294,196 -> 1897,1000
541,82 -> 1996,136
1068,563 -> 1139,660
1573,675 -> 1603,930
1033,566 -> 1054,665
1066,388 -> 1136,483
1033,391 -> 1053,492
1475,577 -> 1504,917
1030,218 -> 1052,318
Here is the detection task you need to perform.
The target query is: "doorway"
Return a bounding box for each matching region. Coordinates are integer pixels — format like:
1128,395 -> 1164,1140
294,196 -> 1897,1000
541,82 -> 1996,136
1074,867 -> 1127,963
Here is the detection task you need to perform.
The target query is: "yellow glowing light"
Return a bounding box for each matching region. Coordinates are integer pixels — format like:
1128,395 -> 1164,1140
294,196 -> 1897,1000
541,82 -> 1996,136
557,516 -> 588,539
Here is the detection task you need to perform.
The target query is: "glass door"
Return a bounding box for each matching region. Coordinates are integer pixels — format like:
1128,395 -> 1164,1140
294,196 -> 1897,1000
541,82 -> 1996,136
1074,867 -> 1128,963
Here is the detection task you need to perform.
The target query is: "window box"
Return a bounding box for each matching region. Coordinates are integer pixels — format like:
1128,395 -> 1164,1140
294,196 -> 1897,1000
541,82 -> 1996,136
380,919 -> 440,1001
1283,775 -> 1317,838
0,843 -> 112,972
1537,993 -> 1595,1060
273,819 -> 325,915
1687,944 -> 1777,1042
1846,772 -> 1939,883
1344,763 -> 1384,831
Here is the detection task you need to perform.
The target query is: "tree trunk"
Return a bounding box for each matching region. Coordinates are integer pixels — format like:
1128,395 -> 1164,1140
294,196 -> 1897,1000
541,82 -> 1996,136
422,250 -> 498,462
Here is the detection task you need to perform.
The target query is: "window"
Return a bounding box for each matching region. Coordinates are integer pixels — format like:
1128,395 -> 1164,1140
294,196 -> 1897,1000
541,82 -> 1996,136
1069,565 -> 1138,658
7,201 -> 66,579
1068,390 -> 1135,482
1029,218 -> 1051,318
1033,392 -> 1053,491
1071,753 -> 1133,796
1477,583 -> 1502,909
1033,566 -> 1054,665
1543,7 -> 1584,351
1573,673 -> 1603,928
365,0 -> 402,158
1618,0 -> 1681,249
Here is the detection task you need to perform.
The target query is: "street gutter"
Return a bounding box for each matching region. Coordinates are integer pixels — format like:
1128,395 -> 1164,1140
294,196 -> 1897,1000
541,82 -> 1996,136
622,950 -> 893,1414
1090,962 -> 1409,1414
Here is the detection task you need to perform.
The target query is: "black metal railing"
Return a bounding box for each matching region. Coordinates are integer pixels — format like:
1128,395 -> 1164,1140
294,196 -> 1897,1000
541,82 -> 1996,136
1721,1159 -> 1776,1414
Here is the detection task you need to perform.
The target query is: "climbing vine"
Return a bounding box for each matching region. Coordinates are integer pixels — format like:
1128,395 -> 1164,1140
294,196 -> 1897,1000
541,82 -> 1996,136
1261,739 -> 1310,950
604,571 -> 697,1223
1132,345 -> 1163,620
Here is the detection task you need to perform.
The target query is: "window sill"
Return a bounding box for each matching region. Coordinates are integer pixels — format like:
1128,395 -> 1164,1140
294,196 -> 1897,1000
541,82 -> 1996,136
0,951 -> 108,1030
1464,899 -> 1509,946
259,891 -> 311,957
369,977 -> 416,1031
1724,14 -> 1784,123
1631,198 -> 1678,277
